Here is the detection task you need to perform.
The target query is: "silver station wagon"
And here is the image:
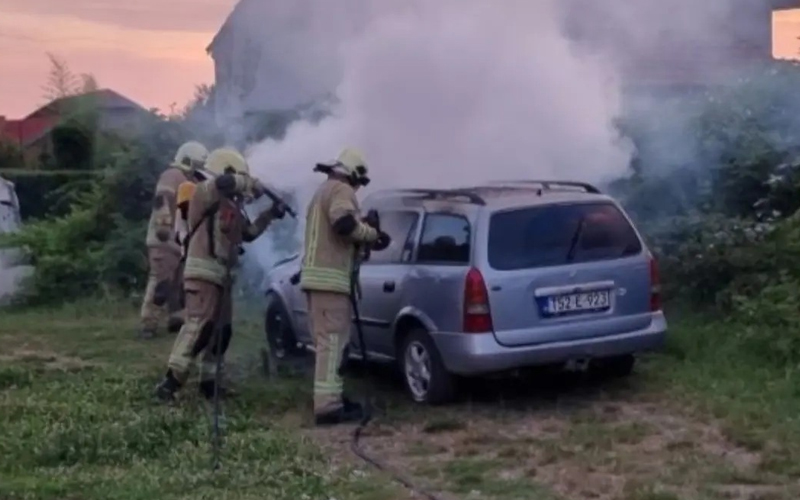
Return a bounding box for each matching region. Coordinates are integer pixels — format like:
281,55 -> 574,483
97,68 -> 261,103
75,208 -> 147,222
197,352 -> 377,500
264,181 -> 667,404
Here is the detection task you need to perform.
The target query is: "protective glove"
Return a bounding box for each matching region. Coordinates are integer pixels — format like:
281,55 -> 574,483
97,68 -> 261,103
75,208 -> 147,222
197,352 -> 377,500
363,209 -> 380,231
373,231 -> 391,251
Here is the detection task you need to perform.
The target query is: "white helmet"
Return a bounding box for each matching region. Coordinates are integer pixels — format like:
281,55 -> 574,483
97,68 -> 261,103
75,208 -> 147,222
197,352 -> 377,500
173,141 -> 209,171
314,147 -> 370,186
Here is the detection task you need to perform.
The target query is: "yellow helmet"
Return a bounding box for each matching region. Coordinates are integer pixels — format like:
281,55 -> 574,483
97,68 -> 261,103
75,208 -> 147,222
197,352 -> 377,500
176,181 -> 196,207
173,141 -> 208,171
205,148 -> 250,177
314,147 -> 370,186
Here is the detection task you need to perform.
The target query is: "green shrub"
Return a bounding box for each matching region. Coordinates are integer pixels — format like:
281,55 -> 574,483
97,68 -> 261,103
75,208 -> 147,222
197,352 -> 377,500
0,169 -> 99,220
0,139 -> 24,170
0,114 -> 186,305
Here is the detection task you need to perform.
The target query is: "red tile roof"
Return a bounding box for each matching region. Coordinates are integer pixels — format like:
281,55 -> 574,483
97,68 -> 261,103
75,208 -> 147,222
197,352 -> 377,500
0,88 -> 145,148
1,116 -> 58,147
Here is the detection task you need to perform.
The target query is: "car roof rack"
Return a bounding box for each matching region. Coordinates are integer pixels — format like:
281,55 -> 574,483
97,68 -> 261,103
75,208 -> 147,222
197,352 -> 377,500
376,188 -> 487,206
485,180 -> 601,194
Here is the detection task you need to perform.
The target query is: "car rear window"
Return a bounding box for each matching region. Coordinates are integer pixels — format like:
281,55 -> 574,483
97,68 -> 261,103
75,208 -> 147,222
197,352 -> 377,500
487,202 -> 642,270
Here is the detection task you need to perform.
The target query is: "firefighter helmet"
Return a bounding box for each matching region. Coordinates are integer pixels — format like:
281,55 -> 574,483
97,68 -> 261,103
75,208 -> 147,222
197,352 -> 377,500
205,148 -> 250,177
314,147 -> 370,186
173,141 -> 208,171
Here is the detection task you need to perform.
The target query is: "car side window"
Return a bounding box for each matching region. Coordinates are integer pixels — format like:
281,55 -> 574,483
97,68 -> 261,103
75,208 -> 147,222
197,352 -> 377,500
416,213 -> 471,264
364,211 -> 420,264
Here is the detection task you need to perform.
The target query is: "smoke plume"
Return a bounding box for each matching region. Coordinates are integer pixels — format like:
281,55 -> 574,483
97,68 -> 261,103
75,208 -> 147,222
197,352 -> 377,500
231,0 -> 746,273
246,0 -> 631,191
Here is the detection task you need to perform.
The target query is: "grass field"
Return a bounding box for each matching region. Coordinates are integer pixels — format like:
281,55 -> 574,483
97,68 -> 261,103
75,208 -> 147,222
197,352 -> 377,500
1,300 -> 799,500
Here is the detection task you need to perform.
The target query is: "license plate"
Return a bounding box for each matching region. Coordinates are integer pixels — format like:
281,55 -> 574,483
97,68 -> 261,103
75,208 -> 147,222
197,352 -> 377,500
541,290 -> 610,316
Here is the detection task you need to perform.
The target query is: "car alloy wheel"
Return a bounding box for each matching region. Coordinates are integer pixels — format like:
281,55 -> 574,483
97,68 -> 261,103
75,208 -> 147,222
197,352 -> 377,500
404,340 -> 433,402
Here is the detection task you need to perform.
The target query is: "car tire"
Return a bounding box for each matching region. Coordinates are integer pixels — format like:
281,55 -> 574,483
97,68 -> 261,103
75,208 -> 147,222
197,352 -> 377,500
601,354 -> 636,378
400,328 -> 457,405
264,292 -> 303,361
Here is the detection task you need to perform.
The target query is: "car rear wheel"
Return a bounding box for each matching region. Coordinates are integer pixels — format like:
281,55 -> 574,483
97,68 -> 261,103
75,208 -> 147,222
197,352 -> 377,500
400,329 -> 456,405
264,292 -> 303,361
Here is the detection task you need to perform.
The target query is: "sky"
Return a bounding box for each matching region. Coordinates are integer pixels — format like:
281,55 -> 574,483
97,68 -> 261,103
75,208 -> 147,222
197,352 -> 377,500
0,1 -> 799,119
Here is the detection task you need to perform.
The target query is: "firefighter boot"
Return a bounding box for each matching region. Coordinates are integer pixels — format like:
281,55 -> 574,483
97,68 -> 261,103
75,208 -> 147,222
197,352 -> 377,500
314,397 -> 367,426
154,370 -> 181,403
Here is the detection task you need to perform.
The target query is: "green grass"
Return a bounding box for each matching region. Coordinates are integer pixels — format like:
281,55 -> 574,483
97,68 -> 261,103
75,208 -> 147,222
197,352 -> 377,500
0,299 -> 402,500
647,304 -> 800,473
3,299 -> 800,499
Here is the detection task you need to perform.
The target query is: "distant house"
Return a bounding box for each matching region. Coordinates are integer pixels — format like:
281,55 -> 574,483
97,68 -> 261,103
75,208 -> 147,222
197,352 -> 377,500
0,89 -> 150,167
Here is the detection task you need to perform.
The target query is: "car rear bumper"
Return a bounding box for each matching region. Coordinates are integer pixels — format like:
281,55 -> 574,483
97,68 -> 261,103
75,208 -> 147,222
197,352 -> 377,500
431,312 -> 667,376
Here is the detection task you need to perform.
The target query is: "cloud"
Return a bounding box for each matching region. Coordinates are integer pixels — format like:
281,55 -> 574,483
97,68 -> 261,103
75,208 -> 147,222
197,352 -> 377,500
0,8 -> 219,115
0,0 -> 235,32
0,11 -> 213,61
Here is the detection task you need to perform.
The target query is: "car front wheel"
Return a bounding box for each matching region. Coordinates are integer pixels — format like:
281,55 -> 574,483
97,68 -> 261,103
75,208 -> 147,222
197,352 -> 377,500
264,292 -> 303,361
400,329 -> 456,405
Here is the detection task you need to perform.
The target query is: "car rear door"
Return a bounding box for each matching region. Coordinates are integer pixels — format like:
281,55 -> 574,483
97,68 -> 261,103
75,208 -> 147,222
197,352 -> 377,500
357,209 -> 422,357
480,200 -> 653,347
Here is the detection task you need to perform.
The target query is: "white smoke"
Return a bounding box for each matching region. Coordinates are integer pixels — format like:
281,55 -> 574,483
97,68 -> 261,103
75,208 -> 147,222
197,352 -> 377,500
237,0 -> 638,274
246,0 -> 632,189
233,0 -> 757,280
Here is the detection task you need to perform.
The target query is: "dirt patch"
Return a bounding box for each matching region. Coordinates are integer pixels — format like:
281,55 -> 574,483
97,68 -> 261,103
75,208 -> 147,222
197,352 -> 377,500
306,400 -> 796,500
0,348 -> 97,371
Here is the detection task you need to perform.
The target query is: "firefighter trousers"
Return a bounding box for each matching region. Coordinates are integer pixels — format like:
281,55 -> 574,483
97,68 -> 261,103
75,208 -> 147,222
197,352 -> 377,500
167,278 -> 232,385
140,247 -> 184,333
306,290 -> 352,415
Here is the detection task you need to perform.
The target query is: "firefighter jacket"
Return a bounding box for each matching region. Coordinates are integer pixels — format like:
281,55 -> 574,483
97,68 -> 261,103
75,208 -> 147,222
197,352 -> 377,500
300,178 -> 378,295
183,174 -> 274,286
145,166 -> 191,255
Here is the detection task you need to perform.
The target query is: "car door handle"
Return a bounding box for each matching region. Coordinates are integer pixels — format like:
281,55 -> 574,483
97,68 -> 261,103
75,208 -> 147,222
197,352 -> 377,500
383,281 -> 395,293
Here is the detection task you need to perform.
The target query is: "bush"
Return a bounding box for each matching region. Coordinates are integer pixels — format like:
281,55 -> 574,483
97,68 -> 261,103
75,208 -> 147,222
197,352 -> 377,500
0,169 -> 99,220
615,61 -> 800,369
0,140 -> 24,170
0,114 -> 186,305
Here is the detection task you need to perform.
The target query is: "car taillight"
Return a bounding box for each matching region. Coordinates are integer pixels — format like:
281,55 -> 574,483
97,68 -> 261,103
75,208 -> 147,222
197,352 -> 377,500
463,267 -> 493,333
650,256 -> 662,311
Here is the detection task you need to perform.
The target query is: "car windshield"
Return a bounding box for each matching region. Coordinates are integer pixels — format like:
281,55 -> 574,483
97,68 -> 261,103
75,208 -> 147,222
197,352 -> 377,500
487,202 -> 642,270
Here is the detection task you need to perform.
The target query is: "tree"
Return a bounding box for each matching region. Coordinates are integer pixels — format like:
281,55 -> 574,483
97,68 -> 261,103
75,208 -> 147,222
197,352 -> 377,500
41,53 -> 81,102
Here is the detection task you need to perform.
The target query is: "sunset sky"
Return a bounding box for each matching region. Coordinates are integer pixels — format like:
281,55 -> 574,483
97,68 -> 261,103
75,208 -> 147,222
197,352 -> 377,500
1,2 -> 799,119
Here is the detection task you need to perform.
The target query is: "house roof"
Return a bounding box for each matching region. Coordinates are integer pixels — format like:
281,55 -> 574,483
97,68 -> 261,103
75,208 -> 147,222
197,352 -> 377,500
27,88 -> 146,118
1,89 -> 146,148
1,116 -> 59,147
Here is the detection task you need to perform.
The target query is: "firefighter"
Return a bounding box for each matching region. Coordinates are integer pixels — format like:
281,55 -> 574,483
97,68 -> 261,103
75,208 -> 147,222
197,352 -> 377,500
301,147 -> 391,426
154,147 -> 287,402
139,141 -> 209,339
